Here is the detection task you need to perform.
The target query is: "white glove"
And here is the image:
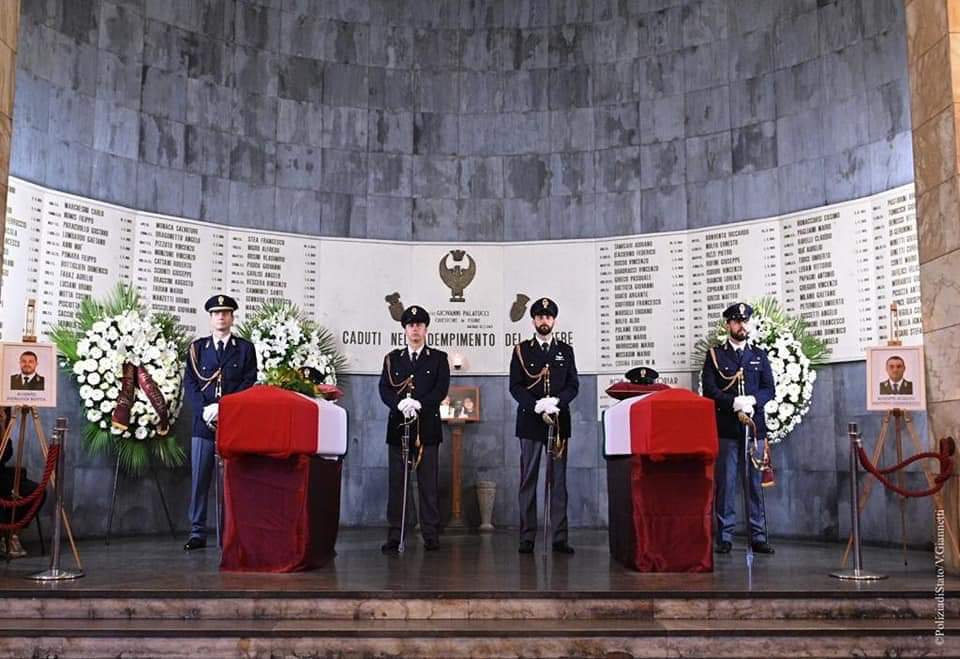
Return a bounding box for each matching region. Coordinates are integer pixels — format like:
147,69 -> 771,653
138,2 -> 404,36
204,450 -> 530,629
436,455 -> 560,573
202,403 -> 219,427
534,397 -> 560,414
733,395 -> 756,416
397,397 -> 421,419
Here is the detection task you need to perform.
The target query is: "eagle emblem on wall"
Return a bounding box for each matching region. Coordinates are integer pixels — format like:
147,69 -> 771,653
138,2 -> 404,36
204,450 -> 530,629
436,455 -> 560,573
439,249 -> 477,303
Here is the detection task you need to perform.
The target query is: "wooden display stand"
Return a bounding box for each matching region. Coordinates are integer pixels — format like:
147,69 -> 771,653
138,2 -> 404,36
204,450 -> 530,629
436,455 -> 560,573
446,419 -> 468,528
1,301 -> 81,568
843,304 -> 960,567
442,385 -> 480,529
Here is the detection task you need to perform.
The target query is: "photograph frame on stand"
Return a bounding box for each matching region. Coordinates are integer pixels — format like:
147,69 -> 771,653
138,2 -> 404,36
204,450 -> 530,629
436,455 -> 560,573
0,341 -> 58,408
440,385 -> 481,422
865,345 -> 926,412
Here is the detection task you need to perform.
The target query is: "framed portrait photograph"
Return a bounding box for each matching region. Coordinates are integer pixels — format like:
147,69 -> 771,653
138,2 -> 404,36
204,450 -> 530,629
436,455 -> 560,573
866,345 -> 925,412
0,341 -> 58,407
441,385 -> 480,422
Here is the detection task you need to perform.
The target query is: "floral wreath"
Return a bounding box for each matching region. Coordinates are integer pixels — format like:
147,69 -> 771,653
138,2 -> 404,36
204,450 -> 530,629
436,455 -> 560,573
50,284 -> 188,472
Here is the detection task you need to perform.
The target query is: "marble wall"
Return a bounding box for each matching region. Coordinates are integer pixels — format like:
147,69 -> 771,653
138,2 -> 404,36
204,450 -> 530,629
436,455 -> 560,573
0,2 -> 19,270
904,0 -> 960,571
11,0 -> 913,232
7,0 -> 933,547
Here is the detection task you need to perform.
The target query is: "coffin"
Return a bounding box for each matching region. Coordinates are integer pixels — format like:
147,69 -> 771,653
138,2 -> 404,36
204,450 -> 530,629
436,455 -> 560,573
603,388 -> 719,573
603,388 -> 718,460
217,384 -> 347,459
216,384 -> 346,572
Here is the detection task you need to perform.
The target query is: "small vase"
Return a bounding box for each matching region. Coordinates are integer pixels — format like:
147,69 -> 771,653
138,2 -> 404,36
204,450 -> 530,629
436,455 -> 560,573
476,480 -> 496,532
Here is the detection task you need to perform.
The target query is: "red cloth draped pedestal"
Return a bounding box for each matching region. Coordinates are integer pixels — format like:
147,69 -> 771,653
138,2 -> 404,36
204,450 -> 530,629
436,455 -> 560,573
604,389 -> 719,572
220,454 -> 341,572
217,385 -> 345,573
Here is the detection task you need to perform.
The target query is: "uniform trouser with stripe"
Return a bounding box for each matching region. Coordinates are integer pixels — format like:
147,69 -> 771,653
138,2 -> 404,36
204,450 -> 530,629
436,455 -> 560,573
519,437 -> 568,544
387,443 -> 439,544
188,436 -> 216,540
714,435 -> 767,544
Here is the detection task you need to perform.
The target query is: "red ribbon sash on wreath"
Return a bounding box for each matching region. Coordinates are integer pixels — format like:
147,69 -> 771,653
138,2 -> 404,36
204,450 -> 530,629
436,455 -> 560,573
111,363 -> 171,435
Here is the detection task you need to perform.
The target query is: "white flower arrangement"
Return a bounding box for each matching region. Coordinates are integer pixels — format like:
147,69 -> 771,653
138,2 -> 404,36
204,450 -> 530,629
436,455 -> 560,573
695,297 -> 829,444
71,309 -> 184,441
238,300 -> 345,394
50,284 -> 188,472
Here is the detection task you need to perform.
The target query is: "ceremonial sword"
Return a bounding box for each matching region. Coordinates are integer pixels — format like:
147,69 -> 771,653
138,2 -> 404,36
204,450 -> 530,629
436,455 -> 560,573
737,375 -> 754,571
399,394 -> 414,555
542,412 -> 562,554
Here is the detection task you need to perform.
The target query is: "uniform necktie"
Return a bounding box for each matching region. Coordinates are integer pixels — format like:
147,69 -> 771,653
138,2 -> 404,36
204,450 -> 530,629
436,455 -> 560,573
216,340 -> 224,361
894,382 -> 899,394
541,342 -> 548,353
411,351 -> 418,365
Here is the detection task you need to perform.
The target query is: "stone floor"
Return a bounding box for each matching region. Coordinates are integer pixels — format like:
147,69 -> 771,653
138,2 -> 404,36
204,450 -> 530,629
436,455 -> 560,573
1,528 -> 955,596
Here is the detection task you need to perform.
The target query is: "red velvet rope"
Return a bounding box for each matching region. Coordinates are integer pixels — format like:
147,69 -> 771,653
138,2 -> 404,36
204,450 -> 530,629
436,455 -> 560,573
856,437 -> 955,498
0,444 -> 59,532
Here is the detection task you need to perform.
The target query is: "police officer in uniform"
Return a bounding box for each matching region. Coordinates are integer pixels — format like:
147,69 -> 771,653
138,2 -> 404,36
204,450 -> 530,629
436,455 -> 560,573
182,294 -> 258,550
9,351 -> 45,391
510,297 -> 579,554
701,303 -> 776,555
378,305 -> 450,552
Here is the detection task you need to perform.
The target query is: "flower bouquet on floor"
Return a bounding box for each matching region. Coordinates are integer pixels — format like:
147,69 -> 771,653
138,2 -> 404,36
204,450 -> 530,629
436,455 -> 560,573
49,283 -> 189,472
237,300 -> 346,401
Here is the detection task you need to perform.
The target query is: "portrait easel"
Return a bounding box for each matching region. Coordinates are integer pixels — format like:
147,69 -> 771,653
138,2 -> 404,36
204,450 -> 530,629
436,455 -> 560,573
841,303 -> 960,567
0,406 -> 82,567
0,299 -> 82,567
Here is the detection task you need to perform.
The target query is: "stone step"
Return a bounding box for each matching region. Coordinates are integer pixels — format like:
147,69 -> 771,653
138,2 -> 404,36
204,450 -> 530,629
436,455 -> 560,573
1,593 -> 956,621
0,618 -> 953,658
